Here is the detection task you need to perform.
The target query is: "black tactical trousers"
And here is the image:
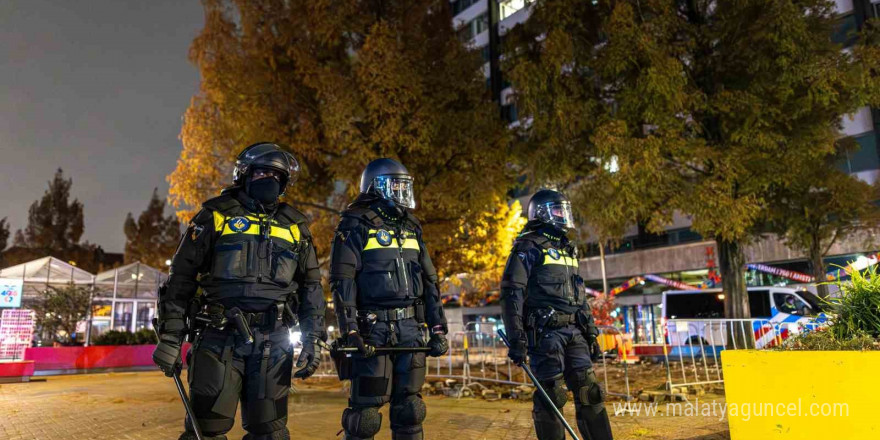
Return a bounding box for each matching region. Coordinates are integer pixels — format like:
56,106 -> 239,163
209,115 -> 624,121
183,324 -> 292,440
528,325 -> 613,440
343,317 -> 428,440
529,325 -> 593,381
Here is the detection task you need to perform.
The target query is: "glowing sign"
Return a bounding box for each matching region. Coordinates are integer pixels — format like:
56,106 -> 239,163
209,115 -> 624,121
0,278 -> 23,308
0,309 -> 35,361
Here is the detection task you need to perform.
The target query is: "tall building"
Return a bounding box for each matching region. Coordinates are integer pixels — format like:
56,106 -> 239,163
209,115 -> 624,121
451,0 -> 533,120
451,0 -> 880,340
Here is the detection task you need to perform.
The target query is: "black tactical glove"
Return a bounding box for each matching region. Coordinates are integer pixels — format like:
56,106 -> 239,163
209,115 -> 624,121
589,338 -> 603,361
294,334 -> 322,379
152,333 -> 183,377
427,332 -> 448,357
585,326 -> 602,361
346,331 -> 376,358
507,332 -> 528,365
576,309 -> 603,361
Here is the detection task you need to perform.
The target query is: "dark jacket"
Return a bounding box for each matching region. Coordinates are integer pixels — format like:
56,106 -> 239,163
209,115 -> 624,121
329,195 -> 447,334
500,223 -> 595,340
156,187 -> 325,336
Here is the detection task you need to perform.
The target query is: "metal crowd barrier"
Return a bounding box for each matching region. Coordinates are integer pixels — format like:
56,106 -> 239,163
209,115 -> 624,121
305,321 -> 636,401
595,325 -> 633,401
661,318 -> 825,392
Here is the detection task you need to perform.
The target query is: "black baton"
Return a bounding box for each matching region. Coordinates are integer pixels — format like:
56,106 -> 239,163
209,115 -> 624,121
498,329 -> 581,440
152,318 -> 204,440
318,339 -> 431,355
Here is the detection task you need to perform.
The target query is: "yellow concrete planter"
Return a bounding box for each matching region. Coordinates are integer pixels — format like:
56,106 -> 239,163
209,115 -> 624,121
722,350 -> 880,439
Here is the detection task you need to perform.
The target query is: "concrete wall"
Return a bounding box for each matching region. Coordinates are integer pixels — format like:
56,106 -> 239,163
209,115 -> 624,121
580,230 -> 879,281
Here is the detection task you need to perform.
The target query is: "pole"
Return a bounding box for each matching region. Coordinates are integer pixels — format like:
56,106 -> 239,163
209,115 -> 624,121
488,0 -> 502,106
85,275 -> 95,346
498,330 -> 581,440
599,242 -> 609,295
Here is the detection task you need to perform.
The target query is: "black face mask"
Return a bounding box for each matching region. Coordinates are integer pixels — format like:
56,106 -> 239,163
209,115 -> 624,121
372,197 -> 405,221
246,178 -> 281,205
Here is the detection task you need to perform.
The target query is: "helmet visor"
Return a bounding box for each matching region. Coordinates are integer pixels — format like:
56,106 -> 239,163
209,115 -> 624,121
544,201 -> 575,229
374,175 -> 416,209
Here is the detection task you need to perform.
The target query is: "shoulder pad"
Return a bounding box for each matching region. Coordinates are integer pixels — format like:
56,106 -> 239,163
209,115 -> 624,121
335,212 -> 368,236
335,214 -> 363,232
202,194 -> 241,215
403,211 -> 422,230
516,231 -> 549,248
341,206 -> 383,227
190,209 -> 214,226
275,203 -> 308,226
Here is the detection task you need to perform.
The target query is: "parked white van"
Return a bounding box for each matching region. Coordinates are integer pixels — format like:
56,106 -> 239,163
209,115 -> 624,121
661,287 -> 823,351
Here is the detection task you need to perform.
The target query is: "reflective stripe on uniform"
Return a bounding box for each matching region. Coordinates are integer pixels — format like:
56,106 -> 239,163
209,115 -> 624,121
363,229 -> 420,251
541,249 -> 578,267
213,211 -> 301,244
213,211 -> 226,234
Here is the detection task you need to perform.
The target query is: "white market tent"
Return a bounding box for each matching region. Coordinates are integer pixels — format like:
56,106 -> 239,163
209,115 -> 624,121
0,257 -> 96,346
91,262 -> 168,338
0,256 -> 96,308
0,258 -> 168,344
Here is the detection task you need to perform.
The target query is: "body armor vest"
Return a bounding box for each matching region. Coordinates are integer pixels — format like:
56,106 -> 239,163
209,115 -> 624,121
520,231 -> 584,313
348,209 -> 424,309
200,195 -> 309,303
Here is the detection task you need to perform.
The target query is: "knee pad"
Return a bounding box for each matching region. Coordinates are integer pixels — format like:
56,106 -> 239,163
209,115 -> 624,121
390,394 -> 427,428
342,406 -> 383,439
566,368 -> 605,407
533,376 -> 567,412
185,416 -> 233,439
532,375 -> 567,440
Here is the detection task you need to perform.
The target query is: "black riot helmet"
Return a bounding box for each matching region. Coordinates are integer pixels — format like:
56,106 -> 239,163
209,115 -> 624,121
232,142 -> 300,196
528,189 -> 576,230
359,158 -> 416,209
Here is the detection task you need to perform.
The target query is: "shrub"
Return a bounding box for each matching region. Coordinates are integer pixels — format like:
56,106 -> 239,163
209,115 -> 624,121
780,265 -> 880,350
780,328 -> 879,351
131,328 -> 158,345
92,329 -> 158,345
824,265 -> 880,339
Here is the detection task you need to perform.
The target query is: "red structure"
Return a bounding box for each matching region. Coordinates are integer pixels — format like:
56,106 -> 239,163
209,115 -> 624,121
24,344 -> 189,372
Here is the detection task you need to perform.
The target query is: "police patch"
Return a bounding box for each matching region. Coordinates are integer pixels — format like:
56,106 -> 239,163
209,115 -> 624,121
547,248 -> 561,260
228,216 -> 251,233
190,224 -> 205,241
376,229 -> 393,246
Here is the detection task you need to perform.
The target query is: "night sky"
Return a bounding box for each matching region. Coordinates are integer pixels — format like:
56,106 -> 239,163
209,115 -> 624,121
0,0 -> 204,253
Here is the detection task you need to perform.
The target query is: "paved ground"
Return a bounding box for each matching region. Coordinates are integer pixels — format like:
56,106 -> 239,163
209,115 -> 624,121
0,371 -> 730,439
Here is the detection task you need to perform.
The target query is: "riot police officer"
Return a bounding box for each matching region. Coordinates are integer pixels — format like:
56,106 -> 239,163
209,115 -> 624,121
330,158 -> 449,440
152,142 -> 326,440
501,189 -> 613,440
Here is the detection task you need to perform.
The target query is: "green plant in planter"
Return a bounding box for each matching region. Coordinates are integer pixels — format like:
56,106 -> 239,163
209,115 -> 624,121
781,265 -> 880,351
824,264 -> 880,339
782,328 -> 876,351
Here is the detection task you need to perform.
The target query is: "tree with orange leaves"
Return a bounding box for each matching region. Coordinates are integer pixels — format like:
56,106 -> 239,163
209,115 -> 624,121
169,1 -> 512,290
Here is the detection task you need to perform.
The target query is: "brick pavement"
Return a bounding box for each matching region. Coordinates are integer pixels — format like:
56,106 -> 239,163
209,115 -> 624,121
0,372 -> 729,439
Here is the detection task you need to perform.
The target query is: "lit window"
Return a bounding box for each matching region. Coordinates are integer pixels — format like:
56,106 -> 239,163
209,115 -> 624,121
500,0 -> 531,21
